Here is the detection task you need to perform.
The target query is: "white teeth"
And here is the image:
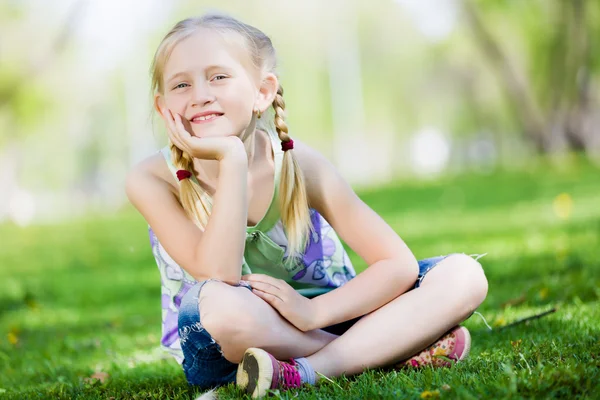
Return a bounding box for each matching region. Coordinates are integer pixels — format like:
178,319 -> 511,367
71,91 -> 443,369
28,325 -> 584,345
194,114 -> 219,121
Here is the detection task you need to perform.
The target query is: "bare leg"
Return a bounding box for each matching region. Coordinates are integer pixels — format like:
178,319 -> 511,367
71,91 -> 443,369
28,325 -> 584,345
305,254 -> 488,377
199,280 -> 338,363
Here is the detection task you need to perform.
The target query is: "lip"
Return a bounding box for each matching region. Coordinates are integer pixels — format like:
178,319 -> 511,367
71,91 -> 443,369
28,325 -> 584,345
189,111 -> 224,124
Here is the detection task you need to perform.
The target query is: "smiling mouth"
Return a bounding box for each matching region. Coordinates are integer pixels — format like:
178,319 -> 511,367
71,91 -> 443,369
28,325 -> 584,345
191,113 -> 223,123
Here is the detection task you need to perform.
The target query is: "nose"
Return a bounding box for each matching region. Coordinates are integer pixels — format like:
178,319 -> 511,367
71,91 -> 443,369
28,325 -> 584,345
190,80 -> 215,107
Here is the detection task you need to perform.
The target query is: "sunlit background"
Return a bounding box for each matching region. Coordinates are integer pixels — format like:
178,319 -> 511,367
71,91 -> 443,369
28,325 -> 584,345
1,0 -> 599,225
2,2 -> 600,397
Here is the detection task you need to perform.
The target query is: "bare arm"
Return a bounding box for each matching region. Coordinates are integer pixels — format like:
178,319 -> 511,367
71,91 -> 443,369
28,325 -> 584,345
296,140 -> 420,330
126,146 -> 248,284
194,153 -> 248,283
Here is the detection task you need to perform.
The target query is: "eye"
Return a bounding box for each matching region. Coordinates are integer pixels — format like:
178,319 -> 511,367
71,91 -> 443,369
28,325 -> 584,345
211,75 -> 228,82
172,83 -> 189,90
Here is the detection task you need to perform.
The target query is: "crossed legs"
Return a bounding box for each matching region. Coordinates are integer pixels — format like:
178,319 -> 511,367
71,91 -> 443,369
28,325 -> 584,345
200,253 -> 488,377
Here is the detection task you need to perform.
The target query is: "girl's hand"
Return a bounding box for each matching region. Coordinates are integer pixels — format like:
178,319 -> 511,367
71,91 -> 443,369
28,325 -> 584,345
161,108 -> 246,162
241,274 -> 319,332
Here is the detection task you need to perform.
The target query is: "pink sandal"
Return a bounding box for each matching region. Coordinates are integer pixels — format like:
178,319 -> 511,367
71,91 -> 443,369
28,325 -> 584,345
397,326 -> 471,368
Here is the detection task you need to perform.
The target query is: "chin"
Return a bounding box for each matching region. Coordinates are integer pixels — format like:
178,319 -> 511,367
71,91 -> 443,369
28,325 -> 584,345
193,131 -> 233,139
190,128 -> 217,138
191,122 -> 238,138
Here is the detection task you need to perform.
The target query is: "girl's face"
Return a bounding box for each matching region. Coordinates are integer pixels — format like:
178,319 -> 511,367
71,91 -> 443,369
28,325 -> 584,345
157,29 -> 268,138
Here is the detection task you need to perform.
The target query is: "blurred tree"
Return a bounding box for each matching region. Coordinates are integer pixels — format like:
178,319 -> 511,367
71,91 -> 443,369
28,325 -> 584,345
464,0 -> 600,153
0,0 -> 84,144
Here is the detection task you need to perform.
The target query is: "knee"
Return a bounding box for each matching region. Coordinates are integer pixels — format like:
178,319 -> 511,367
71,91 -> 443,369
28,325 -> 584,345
198,281 -> 256,343
441,254 -> 488,311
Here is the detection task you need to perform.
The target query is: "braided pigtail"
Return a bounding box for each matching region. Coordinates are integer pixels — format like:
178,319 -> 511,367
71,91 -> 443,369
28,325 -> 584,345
273,85 -> 313,264
169,144 -> 212,229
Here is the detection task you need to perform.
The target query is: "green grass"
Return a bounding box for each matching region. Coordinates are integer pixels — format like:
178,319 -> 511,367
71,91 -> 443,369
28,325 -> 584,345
1,155 -> 599,399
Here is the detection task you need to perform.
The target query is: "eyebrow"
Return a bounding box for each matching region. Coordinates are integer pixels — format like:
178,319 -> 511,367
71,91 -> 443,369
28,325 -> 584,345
165,65 -> 234,84
165,71 -> 188,84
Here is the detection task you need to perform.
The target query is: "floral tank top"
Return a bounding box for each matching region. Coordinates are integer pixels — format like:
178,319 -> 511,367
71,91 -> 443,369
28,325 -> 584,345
149,133 -> 356,363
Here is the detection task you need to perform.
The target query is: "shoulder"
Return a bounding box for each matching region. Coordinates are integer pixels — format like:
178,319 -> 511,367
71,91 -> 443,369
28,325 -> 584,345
125,151 -> 178,206
291,139 -> 356,212
291,139 -> 412,266
289,139 -> 331,175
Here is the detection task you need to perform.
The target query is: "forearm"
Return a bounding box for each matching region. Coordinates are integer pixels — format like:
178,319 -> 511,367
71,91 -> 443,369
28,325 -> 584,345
195,156 -> 248,283
310,256 -> 419,330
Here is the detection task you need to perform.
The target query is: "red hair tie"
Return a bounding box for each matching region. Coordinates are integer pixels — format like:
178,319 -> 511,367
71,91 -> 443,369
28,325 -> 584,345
176,170 -> 192,181
281,139 -> 294,152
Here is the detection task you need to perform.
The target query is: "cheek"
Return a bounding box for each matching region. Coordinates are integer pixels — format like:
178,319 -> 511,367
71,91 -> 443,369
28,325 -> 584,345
163,93 -> 186,112
225,105 -> 253,134
222,86 -> 255,118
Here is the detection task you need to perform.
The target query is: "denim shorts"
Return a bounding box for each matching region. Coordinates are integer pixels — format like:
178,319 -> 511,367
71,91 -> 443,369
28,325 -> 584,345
178,254 -> 456,389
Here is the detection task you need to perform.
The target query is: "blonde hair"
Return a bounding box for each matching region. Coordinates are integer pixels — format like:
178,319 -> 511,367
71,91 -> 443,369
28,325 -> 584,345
150,14 -> 312,264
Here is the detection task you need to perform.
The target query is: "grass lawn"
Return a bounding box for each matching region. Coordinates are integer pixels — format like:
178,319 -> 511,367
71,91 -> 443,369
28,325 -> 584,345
1,155 -> 599,399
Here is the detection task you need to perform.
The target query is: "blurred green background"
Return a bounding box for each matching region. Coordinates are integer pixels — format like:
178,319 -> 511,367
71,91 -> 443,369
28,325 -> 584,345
1,0 -> 599,225
1,1 -> 600,398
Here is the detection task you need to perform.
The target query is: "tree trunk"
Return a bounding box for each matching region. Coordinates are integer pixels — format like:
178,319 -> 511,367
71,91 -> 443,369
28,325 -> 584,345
462,0 -> 548,152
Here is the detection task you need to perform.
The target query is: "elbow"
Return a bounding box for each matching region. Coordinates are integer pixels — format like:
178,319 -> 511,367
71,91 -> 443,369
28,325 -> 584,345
190,270 -> 242,286
191,255 -> 242,285
211,274 -> 243,286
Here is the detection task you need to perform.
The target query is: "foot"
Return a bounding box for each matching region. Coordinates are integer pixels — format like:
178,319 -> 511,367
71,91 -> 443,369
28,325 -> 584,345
397,326 -> 471,368
236,348 -> 303,398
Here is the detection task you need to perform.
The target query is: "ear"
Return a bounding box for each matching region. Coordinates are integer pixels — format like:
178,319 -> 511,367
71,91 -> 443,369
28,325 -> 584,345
154,94 -> 167,118
254,73 -> 278,113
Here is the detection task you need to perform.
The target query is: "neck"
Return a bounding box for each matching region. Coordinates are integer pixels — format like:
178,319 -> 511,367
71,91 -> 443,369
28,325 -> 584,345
241,114 -> 259,165
243,128 -> 257,166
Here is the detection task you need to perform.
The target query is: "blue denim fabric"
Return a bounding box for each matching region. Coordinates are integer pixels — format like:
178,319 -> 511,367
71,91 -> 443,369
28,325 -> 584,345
178,254 -> 455,389
414,255 -> 451,288
178,279 -> 252,388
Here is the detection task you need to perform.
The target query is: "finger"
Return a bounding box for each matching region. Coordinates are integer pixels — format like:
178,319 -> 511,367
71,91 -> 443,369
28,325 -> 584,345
165,110 -> 186,142
160,110 -> 180,143
158,107 -> 169,122
252,288 -> 283,305
166,127 -> 185,152
164,109 -> 177,132
241,273 -> 262,281
178,113 -> 196,136
168,129 -> 185,151
248,280 -> 280,295
243,274 -> 282,289
164,114 -> 187,151
173,112 -> 192,140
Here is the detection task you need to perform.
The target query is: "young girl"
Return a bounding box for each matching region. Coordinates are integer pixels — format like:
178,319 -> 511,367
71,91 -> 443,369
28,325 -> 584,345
126,13 -> 488,398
